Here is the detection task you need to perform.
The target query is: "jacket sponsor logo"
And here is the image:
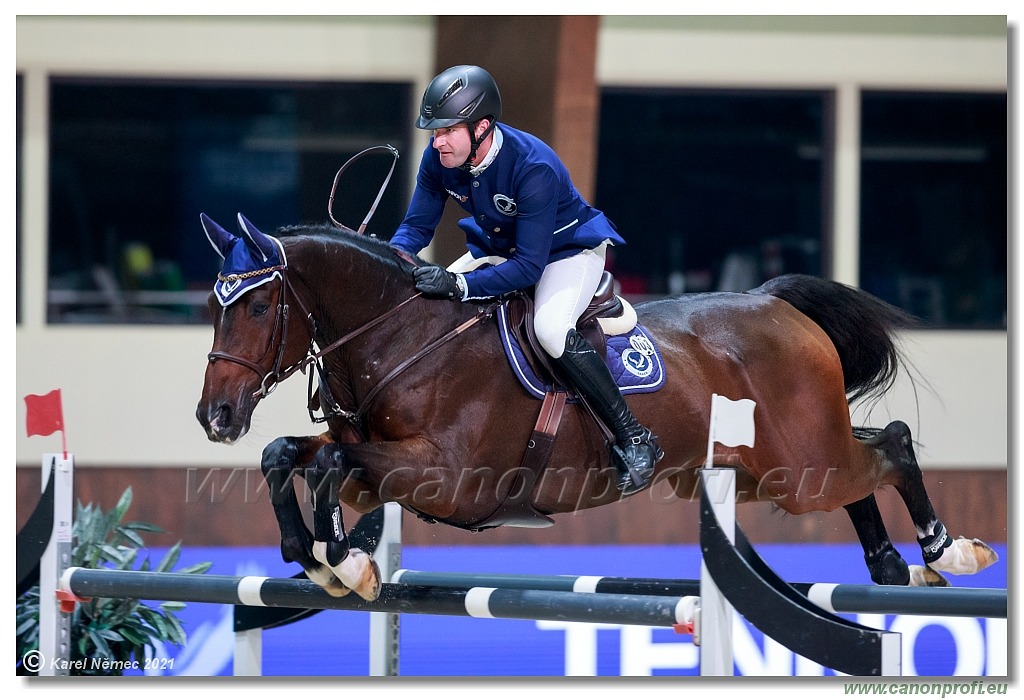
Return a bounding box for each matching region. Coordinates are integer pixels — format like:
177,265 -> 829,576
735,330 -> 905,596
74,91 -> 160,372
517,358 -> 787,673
446,188 -> 468,203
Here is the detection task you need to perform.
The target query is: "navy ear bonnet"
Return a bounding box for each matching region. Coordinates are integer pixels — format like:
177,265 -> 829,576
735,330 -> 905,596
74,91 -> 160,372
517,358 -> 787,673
201,213 -> 287,306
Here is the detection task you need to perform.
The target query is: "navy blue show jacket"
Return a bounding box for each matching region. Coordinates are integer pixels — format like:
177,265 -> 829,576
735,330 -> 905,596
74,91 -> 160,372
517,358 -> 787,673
390,125 -> 626,299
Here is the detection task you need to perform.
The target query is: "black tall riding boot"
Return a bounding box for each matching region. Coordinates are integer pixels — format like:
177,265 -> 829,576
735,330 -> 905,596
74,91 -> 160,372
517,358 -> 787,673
554,329 -> 663,495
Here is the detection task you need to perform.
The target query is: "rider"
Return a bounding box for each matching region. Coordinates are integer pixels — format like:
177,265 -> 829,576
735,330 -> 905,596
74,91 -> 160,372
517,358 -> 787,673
390,64 -> 662,495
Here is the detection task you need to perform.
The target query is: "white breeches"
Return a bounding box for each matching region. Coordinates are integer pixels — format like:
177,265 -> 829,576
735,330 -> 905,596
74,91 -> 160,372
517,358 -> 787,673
448,243 -> 609,358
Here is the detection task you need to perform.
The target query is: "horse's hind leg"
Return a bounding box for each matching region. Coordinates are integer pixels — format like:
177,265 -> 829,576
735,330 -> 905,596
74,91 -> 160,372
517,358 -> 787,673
844,494 -> 949,586
869,420 -> 998,583
844,495 -> 914,585
260,436 -> 350,597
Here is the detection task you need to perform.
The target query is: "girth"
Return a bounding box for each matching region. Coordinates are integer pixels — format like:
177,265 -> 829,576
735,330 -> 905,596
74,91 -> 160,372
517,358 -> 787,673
409,389 -> 566,531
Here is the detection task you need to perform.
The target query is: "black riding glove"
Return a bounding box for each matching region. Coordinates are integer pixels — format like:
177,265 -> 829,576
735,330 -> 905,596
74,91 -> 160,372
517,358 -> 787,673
413,265 -> 462,299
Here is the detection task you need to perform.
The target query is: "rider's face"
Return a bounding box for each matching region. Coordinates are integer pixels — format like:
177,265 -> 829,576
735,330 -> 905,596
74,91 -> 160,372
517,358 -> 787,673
431,124 -> 473,169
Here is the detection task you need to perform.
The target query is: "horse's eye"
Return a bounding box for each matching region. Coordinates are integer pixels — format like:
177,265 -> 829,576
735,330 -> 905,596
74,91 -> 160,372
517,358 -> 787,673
252,302 -> 270,317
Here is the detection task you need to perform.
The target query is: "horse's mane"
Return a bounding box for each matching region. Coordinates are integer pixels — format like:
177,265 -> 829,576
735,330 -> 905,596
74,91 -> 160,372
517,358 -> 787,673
274,222 -> 414,274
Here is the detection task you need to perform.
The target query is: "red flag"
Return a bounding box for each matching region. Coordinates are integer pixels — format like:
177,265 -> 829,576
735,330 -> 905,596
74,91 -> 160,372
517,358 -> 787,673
25,389 -> 64,438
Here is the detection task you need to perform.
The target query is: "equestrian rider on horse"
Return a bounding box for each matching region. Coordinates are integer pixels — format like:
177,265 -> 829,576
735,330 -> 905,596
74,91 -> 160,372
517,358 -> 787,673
390,64 -> 662,495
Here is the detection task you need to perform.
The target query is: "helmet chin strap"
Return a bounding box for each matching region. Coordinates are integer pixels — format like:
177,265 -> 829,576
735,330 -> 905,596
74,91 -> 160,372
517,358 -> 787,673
460,119 -> 497,171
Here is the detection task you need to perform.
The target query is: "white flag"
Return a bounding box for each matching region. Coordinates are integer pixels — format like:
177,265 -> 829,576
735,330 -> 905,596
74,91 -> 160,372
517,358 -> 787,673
709,394 -> 756,448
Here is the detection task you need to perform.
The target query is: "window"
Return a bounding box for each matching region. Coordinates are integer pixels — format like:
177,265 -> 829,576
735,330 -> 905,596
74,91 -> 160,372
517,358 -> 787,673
47,78 -> 411,324
859,91 -> 1006,329
596,89 -> 828,298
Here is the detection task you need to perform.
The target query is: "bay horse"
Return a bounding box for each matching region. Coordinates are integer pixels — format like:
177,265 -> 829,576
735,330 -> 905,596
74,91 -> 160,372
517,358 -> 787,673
196,213 -> 997,601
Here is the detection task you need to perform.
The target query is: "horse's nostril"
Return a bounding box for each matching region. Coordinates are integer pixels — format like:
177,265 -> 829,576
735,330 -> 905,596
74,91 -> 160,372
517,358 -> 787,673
197,403 -> 233,433
216,403 -> 233,427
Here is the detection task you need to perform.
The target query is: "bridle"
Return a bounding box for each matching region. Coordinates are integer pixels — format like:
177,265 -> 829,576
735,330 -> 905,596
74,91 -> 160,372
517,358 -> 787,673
205,247 -> 423,401
206,259 -> 308,399
206,258 -> 494,428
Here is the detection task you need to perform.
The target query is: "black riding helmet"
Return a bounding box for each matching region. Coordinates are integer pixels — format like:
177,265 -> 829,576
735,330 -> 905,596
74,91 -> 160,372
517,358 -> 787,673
417,65 -> 502,168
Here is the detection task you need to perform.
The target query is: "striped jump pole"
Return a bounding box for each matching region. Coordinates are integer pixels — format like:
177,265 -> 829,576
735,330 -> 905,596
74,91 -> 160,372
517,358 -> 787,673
59,567 -> 699,628
391,570 -> 1007,619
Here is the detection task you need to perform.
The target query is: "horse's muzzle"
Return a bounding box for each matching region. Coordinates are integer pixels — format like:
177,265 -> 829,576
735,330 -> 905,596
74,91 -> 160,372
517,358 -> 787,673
196,401 -> 248,445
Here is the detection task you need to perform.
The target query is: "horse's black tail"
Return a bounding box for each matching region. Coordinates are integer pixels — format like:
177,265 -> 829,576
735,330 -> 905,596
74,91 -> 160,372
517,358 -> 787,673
750,274 -> 918,405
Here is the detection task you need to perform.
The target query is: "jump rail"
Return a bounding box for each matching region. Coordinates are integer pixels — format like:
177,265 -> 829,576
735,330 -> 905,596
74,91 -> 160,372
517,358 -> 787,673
391,570 -> 1007,619
59,567 -> 698,628
34,457 -> 1006,678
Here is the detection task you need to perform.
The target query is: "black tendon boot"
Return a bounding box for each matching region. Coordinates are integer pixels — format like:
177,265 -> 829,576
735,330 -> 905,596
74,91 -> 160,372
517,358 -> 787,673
555,329 -> 663,494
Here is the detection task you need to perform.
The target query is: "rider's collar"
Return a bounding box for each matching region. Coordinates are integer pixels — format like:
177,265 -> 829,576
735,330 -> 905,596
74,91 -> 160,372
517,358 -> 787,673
468,126 -> 503,176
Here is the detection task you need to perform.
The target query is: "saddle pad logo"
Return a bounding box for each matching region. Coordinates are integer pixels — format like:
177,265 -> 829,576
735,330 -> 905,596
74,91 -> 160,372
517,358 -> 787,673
493,194 -> 517,216
496,305 -> 666,400
621,334 -> 657,379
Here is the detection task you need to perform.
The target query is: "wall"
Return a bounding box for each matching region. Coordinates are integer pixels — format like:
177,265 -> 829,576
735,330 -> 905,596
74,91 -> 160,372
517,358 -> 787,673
16,16 -> 436,470
16,15 -> 1008,472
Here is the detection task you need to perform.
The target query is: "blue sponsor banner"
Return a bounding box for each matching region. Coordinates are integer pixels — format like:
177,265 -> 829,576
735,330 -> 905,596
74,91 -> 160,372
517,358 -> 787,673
127,542 -> 1007,677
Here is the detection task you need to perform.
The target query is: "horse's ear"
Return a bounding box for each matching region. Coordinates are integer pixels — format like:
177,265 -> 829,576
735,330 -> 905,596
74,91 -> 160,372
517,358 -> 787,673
201,213 -> 237,259
236,213 -> 279,264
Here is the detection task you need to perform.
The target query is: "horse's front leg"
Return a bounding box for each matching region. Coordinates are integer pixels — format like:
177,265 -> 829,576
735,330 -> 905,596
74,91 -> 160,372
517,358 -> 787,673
305,443 -> 382,601
261,435 -> 350,597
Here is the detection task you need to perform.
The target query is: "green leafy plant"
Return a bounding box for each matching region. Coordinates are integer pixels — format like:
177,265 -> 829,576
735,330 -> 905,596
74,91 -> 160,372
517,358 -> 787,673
16,486 -> 212,675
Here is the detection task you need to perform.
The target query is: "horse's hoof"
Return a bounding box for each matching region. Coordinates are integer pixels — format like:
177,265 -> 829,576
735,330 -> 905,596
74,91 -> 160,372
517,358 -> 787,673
363,557 -> 383,601
930,536 -> 999,576
305,561 -> 353,598
908,565 -> 949,587
965,537 -> 1000,572
346,549 -> 382,602
318,547 -> 380,601
322,579 -> 353,597
866,547 -> 911,585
